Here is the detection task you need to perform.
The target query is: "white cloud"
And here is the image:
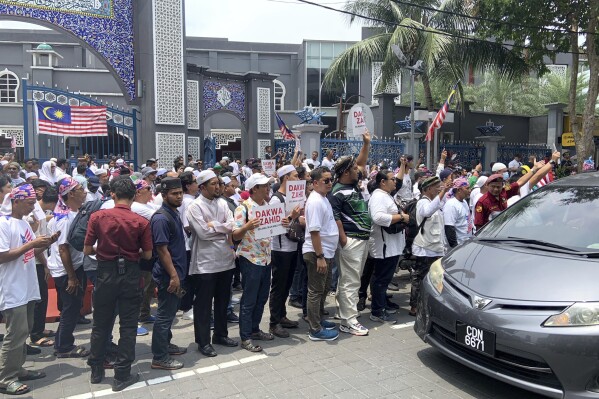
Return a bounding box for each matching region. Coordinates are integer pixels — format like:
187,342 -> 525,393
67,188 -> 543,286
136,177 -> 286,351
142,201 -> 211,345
0,0 -> 362,43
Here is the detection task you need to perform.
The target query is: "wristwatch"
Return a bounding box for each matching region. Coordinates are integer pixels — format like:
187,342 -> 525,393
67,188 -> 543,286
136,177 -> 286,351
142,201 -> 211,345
549,160 -> 556,165
316,253 -> 325,259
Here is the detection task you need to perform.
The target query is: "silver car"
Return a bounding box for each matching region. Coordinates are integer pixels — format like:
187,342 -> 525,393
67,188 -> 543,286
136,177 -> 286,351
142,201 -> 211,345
415,172 -> 599,399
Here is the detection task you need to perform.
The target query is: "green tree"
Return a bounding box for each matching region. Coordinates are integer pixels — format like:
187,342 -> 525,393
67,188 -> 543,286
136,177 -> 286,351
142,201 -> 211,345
475,0 -> 599,168
322,0 -> 531,112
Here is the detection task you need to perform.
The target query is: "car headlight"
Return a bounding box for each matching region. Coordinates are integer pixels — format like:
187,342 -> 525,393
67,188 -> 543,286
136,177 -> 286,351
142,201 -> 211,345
543,302 -> 599,327
429,259 -> 444,294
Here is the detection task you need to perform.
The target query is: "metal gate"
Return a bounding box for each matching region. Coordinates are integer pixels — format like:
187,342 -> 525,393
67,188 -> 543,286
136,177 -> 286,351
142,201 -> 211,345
22,79 -> 138,167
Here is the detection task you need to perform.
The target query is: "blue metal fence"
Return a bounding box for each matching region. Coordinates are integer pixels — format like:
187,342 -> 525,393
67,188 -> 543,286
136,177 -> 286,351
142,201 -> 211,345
419,141 -> 486,170
497,143 -> 550,164
22,79 -> 138,167
320,138 -> 405,166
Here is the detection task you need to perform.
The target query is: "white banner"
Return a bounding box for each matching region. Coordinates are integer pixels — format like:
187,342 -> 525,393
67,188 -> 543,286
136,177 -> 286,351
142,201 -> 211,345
285,180 -> 306,211
261,159 -> 276,177
254,203 -> 287,239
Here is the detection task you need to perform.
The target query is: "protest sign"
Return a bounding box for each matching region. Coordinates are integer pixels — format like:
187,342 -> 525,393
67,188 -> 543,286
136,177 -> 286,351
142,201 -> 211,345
254,203 -> 286,239
347,103 -> 375,138
285,180 -> 306,211
262,159 -> 276,176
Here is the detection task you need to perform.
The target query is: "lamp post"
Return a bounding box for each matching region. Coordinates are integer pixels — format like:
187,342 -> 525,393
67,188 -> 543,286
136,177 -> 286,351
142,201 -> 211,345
391,45 -> 424,157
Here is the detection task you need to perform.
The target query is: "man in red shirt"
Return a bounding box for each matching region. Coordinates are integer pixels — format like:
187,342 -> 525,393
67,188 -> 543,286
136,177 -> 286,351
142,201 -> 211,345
83,176 -> 153,392
474,171 -> 529,229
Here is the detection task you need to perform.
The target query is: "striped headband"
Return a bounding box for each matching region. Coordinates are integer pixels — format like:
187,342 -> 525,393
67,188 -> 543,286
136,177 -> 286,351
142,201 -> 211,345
9,184 -> 36,200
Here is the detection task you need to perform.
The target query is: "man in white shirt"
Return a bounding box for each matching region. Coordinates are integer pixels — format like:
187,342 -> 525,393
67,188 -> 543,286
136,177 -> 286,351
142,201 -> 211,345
268,165 -> 301,338
47,176 -> 89,358
303,167 -> 339,341
321,150 -> 335,170
508,154 -> 522,177
443,178 -> 472,248
0,185 -> 56,396
178,172 -> 199,321
187,170 -> 238,357
310,151 -> 321,168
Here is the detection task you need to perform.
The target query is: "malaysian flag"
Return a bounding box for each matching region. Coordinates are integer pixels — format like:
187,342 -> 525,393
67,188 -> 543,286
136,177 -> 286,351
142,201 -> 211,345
22,226 -> 35,264
275,112 -> 296,141
426,82 -> 459,142
535,170 -> 554,189
35,102 -> 108,137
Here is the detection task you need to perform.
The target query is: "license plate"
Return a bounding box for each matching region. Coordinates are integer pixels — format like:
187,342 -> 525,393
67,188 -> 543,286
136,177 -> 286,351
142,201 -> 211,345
456,322 -> 496,356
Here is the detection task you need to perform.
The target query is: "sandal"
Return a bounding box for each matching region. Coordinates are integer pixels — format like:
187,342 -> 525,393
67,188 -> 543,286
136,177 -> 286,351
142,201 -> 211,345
241,340 -> 262,353
42,330 -> 55,338
31,337 -> 54,347
0,381 -> 30,395
18,371 -> 46,382
251,331 -> 274,341
55,345 -> 90,358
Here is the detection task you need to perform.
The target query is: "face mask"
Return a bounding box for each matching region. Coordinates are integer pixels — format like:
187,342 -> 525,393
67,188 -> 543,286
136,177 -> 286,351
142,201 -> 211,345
502,172 -> 509,180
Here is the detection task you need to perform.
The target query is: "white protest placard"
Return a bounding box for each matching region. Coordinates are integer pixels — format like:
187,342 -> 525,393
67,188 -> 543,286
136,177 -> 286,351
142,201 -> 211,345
347,103 -> 375,138
285,180 -> 306,211
254,203 -> 287,239
262,159 -> 276,177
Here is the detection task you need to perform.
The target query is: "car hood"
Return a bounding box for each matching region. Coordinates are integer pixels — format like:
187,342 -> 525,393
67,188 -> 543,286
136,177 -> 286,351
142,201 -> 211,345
443,240 -> 599,302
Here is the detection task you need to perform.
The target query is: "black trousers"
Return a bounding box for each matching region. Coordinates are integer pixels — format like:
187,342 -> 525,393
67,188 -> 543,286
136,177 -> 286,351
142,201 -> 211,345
232,257 -> 241,286
87,260 -> 141,380
358,256 -> 375,300
179,251 -> 194,312
410,256 -> 441,308
269,250 -> 298,327
30,264 -> 49,342
192,269 -> 234,347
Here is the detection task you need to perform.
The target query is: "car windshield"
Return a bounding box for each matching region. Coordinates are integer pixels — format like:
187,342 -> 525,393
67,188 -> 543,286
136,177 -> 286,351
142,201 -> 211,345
478,185 -> 599,252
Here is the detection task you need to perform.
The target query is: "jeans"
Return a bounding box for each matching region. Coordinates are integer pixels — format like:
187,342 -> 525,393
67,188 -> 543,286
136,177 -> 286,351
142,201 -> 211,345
0,302 -> 35,386
239,257 -> 271,341
304,253 -> 332,333
371,256 -> 400,316
336,237 -> 369,323
30,264 -> 49,342
358,257 -> 375,300
53,266 -> 85,353
192,269 -> 234,347
151,281 -> 181,361
269,250 -> 297,327
139,271 -> 156,321
88,260 -> 141,381
289,248 -> 305,302
410,256 -> 440,308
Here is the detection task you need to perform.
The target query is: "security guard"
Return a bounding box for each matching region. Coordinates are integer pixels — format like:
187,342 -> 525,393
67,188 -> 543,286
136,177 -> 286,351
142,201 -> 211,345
83,176 -> 153,391
473,174 -> 520,229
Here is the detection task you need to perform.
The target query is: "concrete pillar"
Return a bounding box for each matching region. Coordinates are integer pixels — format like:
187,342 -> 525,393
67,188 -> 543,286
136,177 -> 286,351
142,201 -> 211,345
293,124 -> 329,159
373,93 -> 398,138
545,103 -> 566,149
476,136 -> 504,166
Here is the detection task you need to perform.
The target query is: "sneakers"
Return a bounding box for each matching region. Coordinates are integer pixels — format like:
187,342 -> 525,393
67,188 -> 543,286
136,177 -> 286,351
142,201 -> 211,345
181,309 -> 194,320
112,373 -> 140,392
230,297 -> 240,305
320,320 -> 336,330
386,299 -> 400,314
357,297 -> 366,311
309,328 -> 339,341
151,357 -> 183,370
369,311 -> 397,324
136,326 -> 149,336
339,320 -> 369,336
227,312 -> 240,323
139,315 -> 156,324
388,282 -> 400,291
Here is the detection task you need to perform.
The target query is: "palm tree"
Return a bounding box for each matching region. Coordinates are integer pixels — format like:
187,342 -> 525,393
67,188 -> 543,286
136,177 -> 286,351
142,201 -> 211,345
323,0 -> 532,111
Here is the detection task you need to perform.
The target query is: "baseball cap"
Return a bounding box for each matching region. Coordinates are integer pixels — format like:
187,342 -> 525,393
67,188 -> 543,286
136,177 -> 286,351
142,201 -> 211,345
491,162 -> 507,172
141,167 -> 157,178
156,168 -> 168,177
88,176 -> 101,188
486,174 -> 505,185
439,168 -> 453,181
146,158 -> 158,163
245,173 -> 270,190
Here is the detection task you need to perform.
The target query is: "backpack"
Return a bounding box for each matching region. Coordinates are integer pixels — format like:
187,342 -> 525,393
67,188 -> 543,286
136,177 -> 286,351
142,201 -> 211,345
142,208 -> 178,271
272,192 -> 304,244
67,198 -> 110,252
402,197 -> 428,256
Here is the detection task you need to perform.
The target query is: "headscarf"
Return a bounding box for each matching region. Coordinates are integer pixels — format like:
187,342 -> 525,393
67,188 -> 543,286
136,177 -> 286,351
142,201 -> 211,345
134,178 -> 149,191
448,177 -> 469,199
53,176 -> 80,220
0,184 -> 36,215
39,160 -> 58,184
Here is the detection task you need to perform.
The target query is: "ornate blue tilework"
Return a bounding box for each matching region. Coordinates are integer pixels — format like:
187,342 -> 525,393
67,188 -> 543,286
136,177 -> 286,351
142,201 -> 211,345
0,0 -> 135,100
203,80 -> 246,122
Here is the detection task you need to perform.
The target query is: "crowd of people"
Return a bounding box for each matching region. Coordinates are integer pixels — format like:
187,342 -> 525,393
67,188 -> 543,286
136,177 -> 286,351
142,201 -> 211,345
0,137 -> 589,395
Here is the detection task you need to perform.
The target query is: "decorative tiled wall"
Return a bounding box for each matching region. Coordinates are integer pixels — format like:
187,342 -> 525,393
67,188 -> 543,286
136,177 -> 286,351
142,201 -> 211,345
203,80 -> 246,122
187,136 -> 200,160
153,0 -> 185,125
155,132 -> 185,168
257,87 -> 271,133
187,80 -> 199,130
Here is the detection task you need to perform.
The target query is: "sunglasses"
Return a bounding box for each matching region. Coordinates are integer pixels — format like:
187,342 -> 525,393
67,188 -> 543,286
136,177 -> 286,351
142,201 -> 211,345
321,178 -> 332,184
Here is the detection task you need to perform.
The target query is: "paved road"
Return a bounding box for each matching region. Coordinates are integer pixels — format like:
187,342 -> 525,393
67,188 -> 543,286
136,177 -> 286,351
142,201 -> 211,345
4,272 -> 548,399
